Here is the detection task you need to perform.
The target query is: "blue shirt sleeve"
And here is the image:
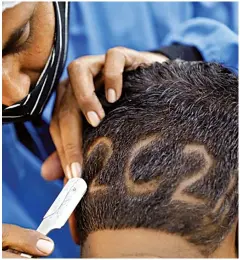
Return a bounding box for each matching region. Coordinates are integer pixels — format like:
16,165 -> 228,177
162,18 -> 238,74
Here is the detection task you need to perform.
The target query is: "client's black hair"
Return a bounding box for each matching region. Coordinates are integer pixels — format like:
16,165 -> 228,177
75,60 -> 238,256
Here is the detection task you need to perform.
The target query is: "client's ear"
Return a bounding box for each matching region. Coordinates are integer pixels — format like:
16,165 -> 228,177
64,177 -> 80,245
68,211 -> 80,245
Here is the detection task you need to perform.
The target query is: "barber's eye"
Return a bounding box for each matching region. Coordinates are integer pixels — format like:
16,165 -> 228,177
2,22 -> 31,56
15,22 -> 31,49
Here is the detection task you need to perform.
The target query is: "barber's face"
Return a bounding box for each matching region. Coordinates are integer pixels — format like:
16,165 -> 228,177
2,2 -> 55,106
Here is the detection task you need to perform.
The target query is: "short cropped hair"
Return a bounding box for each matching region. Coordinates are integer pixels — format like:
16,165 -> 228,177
75,60 -> 238,256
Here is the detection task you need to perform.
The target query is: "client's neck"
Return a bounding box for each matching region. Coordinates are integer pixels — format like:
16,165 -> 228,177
81,228 -> 236,258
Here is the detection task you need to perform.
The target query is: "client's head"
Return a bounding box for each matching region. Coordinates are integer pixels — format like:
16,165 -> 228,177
75,60 -> 238,258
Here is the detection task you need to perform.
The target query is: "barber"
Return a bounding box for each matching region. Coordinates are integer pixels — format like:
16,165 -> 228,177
2,1 -> 238,257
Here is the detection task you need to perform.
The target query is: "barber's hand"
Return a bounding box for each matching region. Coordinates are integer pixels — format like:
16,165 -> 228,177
42,47 -> 168,180
67,47 -> 168,127
2,224 -> 54,258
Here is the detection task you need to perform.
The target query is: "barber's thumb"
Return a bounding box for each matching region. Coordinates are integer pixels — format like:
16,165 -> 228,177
2,224 -> 54,256
41,151 -> 64,181
31,235 -> 54,256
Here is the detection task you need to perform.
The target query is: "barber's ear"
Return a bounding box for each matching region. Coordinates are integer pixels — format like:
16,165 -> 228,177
63,177 -> 80,245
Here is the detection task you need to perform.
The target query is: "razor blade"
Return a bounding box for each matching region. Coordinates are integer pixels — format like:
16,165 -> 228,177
38,177 -> 87,235
21,178 -> 87,258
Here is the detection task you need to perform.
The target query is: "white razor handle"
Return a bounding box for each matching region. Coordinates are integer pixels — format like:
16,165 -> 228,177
20,178 -> 87,258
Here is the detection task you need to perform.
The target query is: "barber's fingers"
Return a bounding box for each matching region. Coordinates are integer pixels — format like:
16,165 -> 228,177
67,48 -> 145,127
104,47 -> 135,103
104,47 -> 171,103
3,251 -> 23,258
68,55 -> 105,127
58,86 -> 83,178
2,224 -> 54,257
41,151 -> 64,181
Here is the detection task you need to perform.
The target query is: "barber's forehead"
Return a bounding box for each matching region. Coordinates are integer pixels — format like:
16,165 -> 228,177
2,1 -> 22,12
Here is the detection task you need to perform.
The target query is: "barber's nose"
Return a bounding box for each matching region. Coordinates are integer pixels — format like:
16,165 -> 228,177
2,56 -> 31,106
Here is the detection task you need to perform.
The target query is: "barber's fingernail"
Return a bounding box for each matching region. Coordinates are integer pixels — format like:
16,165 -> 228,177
87,111 -> 100,127
21,253 -> 32,258
107,88 -> 117,103
36,239 -> 54,254
71,162 -> 82,178
66,165 -> 72,179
